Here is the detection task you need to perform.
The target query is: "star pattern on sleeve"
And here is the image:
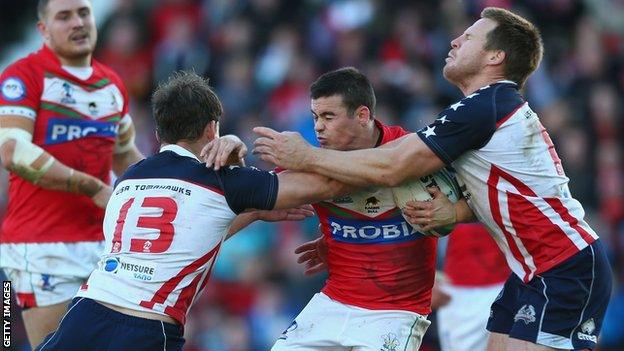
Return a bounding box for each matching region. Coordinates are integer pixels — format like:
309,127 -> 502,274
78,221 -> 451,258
421,125 -> 436,137
436,115 -> 449,124
449,101 -> 464,111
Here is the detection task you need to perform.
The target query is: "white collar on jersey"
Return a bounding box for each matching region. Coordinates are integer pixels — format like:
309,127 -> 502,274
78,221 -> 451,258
160,144 -> 200,162
496,80 -> 517,85
62,65 -> 94,80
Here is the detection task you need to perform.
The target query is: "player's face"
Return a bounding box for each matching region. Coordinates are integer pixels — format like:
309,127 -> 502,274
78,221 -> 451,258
443,18 -> 497,85
311,95 -> 365,151
39,0 -> 97,63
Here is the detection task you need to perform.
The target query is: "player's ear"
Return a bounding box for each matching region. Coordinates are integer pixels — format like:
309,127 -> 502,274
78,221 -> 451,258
204,121 -> 218,140
355,105 -> 371,125
488,50 -> 505,66
36,21 -> 49,40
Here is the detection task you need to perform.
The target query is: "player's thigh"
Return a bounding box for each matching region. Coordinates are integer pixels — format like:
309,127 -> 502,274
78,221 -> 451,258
22,301 -> 71,347
271,293 -> 347,350
348,309 -> 430,351
486,332 -> 508,351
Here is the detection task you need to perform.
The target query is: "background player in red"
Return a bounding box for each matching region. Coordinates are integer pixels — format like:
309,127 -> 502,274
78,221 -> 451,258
0,0 -> 143,347
207,67 -> 437,351
252,8 -> 612,351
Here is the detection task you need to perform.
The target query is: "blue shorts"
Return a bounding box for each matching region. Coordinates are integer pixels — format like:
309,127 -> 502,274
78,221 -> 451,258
486,239 -> 612,350
35,297 -> 184,351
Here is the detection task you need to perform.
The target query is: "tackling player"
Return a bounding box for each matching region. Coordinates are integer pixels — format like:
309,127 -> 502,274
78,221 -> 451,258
34,71 -> 348,351
253,8 -> 612,351
0,0 -> 143,347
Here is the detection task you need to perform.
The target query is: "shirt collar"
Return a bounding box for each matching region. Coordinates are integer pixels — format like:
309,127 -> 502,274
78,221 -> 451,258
159,144 -> 200,162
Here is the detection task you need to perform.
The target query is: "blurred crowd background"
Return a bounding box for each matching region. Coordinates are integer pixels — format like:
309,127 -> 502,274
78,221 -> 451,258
1,0 -> 623,350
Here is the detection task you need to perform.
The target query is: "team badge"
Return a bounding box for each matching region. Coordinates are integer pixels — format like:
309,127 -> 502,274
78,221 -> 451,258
1,77 -> 26,101
381,333 -> 399,351
514,304 -> 536,324
577,318 -> 597,342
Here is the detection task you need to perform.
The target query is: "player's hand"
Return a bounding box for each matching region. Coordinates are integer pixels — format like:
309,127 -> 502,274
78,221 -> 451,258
255,205 -> 315,222
294,232 -> 328,276
402,187 -> 456,232
91,185 -> 112,209
252,127 -> 312,171
200,135 -> 247,170
430,272 -> 451,310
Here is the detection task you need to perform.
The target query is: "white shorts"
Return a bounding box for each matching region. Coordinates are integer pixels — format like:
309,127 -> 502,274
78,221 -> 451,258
437,283 -> 504,351
272,292 -> 431,351
1,241 -> 103,308
2,268 -> 85,308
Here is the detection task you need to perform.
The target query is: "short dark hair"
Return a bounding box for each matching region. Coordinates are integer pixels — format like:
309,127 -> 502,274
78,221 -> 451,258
38,0 -> 92,20
310,67 -> 376,117
152,71 -> 223,144
481,7 -> 544,88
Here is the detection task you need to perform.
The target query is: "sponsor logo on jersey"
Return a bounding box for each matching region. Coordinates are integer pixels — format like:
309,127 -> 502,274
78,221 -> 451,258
102,257 -> 155,281
1,77 -> 25,101
45,118 -> 117,144
381,333 -> 399,351
328,215 -> 424,244
88,101 -> 98,116
513,304 -> 536,324
364,196 -> 380,214
577,318 -> 597,343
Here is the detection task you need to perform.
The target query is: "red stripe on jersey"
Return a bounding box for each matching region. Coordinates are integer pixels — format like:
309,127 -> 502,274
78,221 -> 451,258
139,243 -> 221,323
495,103 -> 525,129
488,165 -> 592,281
487,169 -> 532,279
181,179 -> 224,196
544,198 -> 595,245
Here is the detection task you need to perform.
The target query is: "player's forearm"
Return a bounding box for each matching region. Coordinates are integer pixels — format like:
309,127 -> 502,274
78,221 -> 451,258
113,145 -> 144,176
34,158 -> 106,197
305,147 -> 399,187
454,198 -> 476,223
226,212 -> 259,240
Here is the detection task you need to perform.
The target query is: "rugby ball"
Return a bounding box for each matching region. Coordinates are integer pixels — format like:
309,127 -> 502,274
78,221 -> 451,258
391,169 -> 462,237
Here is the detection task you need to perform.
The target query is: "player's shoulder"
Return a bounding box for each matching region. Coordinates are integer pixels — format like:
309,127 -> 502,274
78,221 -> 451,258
375,119 -> 410,144
439,81 -> 524,124
1,49 -> 46,79
117,151 -> 223,191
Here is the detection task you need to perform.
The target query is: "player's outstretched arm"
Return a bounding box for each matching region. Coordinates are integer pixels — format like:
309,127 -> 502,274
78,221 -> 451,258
273,170 -> 355,209
0,115 -> 111,208
112,118 -> 144,176
253,127 -> 445,187
226,205 -> 315,240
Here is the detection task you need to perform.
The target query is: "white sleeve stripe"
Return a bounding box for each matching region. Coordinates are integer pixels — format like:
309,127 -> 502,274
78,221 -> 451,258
0,106 -> 36,120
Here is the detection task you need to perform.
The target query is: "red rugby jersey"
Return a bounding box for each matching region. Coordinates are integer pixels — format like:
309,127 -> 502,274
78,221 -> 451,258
0,45 -> 130,243
315,120 -> 437,315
